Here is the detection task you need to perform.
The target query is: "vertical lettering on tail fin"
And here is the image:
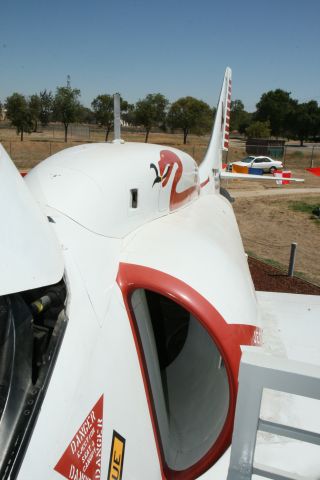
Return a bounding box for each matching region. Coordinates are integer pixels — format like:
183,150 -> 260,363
107,431 -> 126,480
223,79 -> 232,150
199,67 -> 232,185
54,395 -> 104,480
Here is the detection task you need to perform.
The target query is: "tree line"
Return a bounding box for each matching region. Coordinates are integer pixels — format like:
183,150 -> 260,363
231,89 -> 320,146
1,85 -> 320,146
0,86 -> 214,144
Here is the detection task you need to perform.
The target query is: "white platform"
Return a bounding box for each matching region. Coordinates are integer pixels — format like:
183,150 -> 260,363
201,291 -> 320,479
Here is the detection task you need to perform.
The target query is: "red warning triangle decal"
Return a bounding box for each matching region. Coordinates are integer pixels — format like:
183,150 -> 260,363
54,395 -> 104,480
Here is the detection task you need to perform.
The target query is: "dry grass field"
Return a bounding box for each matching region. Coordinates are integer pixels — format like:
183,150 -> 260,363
1,125 -> 319,285
1,125 -> 319,170
232,194 -> 320,286
0,128 -> 208,168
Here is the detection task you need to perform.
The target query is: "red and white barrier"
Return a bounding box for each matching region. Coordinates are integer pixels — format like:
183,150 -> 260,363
274,170 -> 291,185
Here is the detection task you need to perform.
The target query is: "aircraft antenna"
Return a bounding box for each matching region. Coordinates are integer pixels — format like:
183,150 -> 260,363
112,93 -> 124,144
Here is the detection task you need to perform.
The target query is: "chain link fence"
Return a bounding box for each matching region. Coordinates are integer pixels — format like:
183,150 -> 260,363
226,141 -> 320,170
1,124 -> 320,170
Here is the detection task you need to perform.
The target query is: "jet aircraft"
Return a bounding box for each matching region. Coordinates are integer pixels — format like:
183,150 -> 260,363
0,68 -> 319,480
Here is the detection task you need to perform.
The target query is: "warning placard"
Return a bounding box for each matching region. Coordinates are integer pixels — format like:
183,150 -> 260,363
54,395 -> 104,480
107,431 -> 125,480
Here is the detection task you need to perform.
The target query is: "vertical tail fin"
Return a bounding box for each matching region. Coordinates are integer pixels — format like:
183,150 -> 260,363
199,67 -> 232,190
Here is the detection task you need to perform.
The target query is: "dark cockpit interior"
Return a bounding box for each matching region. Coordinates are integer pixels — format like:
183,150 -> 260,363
0,280 -> 67,479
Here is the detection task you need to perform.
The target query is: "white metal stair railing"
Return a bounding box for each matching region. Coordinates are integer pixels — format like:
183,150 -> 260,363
227,351 -> 320,480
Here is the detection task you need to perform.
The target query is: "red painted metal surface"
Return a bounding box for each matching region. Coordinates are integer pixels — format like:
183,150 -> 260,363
158,150 -> 199,211
117,263 -> 259,479
307,167 -> 320,177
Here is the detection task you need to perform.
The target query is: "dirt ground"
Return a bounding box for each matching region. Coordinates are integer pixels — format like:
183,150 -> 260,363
248,257 -> 320,294
228,186 -> 320,286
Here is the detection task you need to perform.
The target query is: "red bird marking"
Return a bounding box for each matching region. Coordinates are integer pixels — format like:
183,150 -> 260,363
158,150 -> 199,211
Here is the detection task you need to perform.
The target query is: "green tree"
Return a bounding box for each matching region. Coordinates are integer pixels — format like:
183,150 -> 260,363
167,96 -> 213,144
230,99 -> 252,134
308,101 -> 320,141
246,120 -> 271,138
92,95 -> 134,140
79,106 -> 95,124
230,100 -> 244,131
238,112 -> 253,135
255,89 -> 296,138
5,93 -> 33,141
134,93 -> 168,143
91,94 -> 113,141
53,86 -> 82,142
29,94 -> 41,132
121,99 -> 135,126
39,90 -> 53,126
287,101 -> 320,146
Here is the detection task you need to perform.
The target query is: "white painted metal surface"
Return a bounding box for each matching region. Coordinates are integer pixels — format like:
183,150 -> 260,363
26,142 -> 199,237
252,293 -> 320,479
113,92 -> 122,142
202,293 -> 320,480
228,350 -> 320,480
121,194 -> 259,328
18,244 -> 161,479
221,171 -> 304,182
0,144 -> 63,295
199,66 -> 231,187
1,67 -> 319,480
18,131 -> 259,479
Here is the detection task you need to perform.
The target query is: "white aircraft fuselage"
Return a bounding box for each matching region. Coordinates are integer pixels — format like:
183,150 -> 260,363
20,141 -> 259,480
1,67 -> 319,480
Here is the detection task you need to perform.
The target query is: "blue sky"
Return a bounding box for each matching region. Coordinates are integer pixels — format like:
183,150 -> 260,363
1,0 -> 319,111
